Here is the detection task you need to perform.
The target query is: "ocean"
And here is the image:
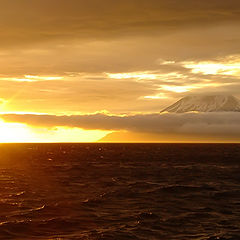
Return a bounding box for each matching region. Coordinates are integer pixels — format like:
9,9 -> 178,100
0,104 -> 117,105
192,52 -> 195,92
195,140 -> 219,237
0,143 -> 239,240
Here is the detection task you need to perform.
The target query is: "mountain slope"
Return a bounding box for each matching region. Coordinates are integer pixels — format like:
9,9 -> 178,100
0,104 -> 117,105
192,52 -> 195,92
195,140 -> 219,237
161,95 -> 240,113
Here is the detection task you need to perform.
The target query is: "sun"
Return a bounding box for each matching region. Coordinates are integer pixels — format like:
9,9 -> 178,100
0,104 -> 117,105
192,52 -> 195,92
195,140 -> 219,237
0,119 -> 32,143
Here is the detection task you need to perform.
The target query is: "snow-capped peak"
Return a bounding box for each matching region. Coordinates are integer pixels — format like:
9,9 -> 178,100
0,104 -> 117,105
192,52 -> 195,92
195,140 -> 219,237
161,95 -> 240,113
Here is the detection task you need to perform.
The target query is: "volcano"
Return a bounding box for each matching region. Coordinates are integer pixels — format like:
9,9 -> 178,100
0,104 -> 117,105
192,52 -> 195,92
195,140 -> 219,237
161,95 -> 240,113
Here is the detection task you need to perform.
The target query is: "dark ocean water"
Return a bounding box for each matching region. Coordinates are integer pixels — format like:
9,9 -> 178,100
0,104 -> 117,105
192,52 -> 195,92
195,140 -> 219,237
0,143 -> 239,240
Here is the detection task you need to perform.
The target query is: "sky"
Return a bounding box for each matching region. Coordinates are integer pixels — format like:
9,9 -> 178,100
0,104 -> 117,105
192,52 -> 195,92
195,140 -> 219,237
0,0 -> 240,142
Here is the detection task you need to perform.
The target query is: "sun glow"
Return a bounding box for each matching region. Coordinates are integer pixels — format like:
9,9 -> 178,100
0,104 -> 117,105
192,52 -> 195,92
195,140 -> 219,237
0,120 -> 33,143
24,75 -> 64,81
143,93 -> 168,99
106,71 -> 184,81
0,75 -> 64,82
0,119 -> 110,143
159,82 -> 222,93
106,72 -> 157,80
183,59 -> 240,76
32,127 -> 111,143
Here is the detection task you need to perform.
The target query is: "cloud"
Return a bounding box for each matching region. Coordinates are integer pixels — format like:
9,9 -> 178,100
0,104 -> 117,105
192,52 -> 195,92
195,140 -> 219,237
0,0 -> 240,117
1,0 -> 240,47
1,55 -> 240,115
2,112 -> 240,141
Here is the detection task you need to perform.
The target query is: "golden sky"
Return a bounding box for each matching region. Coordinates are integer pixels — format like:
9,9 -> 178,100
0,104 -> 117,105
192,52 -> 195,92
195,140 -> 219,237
0,0 -> 240,142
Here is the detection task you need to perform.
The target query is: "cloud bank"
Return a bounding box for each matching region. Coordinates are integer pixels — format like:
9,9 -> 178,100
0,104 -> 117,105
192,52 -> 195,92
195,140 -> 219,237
2,112 -> 240,141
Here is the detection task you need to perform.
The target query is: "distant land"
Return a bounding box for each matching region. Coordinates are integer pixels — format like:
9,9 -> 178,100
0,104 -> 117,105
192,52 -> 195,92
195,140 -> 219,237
99,95 -> 240,143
